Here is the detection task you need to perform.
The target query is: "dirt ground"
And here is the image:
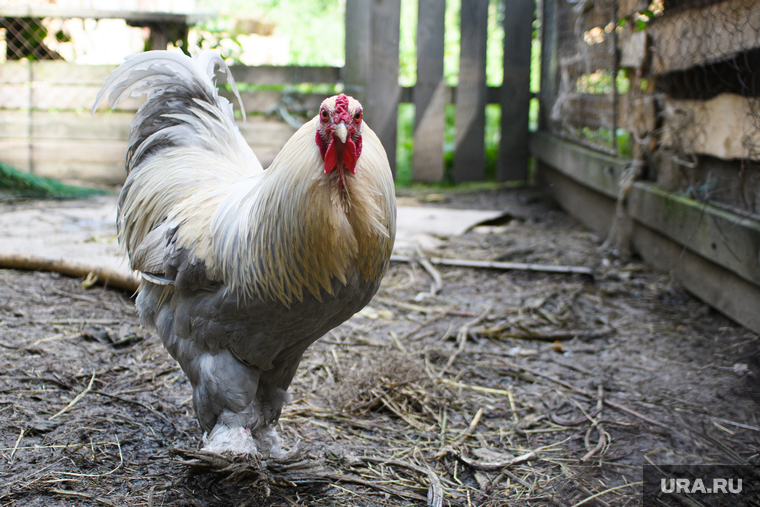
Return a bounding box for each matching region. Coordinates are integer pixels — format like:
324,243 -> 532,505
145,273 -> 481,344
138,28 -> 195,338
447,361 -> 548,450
0,187 -> 758,506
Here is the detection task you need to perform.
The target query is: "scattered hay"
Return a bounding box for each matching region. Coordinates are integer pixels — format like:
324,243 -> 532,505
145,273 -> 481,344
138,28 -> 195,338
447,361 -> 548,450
0,189 -> 758,506
328,351 -> 445,417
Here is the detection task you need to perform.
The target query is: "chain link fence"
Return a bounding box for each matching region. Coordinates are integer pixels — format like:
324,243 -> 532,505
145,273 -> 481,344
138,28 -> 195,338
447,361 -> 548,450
0,13 -> 194,182
0,15 -> 189,63
543,0 -> 760,215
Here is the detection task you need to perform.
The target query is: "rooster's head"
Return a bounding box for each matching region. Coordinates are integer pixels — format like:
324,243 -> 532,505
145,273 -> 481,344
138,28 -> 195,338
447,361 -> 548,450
315,94 -> 363,175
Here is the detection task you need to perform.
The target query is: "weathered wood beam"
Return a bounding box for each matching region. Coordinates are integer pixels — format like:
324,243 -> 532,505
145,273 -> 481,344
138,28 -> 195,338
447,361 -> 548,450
628,182 -> 760,287
0,116 -> 294,182
344,0 -> 371,105
631,220 -> 760,333
366,0 -> 401,177
0,5 -> 213,24
531,131 -> 760,332
660,93 -> 760,161
498,0 -> 534,181
219,90 -> 328,114
399,85 -> 506,104
529,131 -> 629,199
0,84 -> 146,111
412,0 -> 446,182
0,61 -> 343,87
453,0 -> 489,182
0,61 -> 115,84
538,0 -> 559,131
229,65 -> 342,86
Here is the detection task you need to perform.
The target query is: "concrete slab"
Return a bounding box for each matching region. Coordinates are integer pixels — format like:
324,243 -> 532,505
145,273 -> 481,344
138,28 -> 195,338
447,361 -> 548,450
0,196 -> 504,281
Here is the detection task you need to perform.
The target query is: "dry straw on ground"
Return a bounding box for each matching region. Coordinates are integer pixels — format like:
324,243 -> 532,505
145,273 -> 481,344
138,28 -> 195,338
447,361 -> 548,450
0,188 -> 758,506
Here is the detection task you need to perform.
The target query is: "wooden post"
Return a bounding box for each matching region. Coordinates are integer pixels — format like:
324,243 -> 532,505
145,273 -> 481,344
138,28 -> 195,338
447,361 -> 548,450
344,0 -> 371,106
412,0 -> 446,182
498,0 -> 534,181
365,0 -> 401,177
453,0 -> 488,182
148,23 -> 167,51
538,0 -> 558,131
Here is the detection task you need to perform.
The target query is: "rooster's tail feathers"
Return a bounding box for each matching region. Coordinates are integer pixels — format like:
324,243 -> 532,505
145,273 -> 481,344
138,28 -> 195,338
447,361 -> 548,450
93,50 -> 256,174
92,50 -> 244,119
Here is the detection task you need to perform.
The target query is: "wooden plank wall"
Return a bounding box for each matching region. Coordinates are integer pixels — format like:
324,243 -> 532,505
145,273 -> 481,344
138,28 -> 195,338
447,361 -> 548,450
0,62 -> 344,185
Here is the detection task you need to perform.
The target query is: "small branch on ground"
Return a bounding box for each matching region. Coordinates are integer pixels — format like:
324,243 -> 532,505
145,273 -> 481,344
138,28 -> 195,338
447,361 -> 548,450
0,252 -> 139,292
391,254 -> 594,277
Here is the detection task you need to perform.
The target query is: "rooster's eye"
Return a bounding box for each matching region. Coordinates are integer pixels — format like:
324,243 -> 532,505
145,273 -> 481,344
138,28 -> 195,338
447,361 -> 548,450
354,111 -> 362,122
320,109 -> 329,121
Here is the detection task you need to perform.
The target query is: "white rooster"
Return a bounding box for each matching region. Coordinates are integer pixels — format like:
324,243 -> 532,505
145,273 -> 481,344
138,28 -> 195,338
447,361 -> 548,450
93,50 -> 396,457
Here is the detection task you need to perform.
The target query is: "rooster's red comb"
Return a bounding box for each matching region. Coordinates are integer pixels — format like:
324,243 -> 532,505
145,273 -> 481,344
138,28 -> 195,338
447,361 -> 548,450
334,94 -> 350,123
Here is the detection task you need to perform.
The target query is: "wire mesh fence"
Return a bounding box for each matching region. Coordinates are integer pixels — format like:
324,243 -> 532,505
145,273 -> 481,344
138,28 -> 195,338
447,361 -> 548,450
0,9 -> 333,182
0,12 -> 197,182
542,0 -> 760,215
0,15 -> 189,63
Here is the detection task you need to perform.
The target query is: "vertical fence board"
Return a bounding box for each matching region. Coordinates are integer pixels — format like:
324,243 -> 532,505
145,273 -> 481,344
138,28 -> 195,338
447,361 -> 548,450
344,0 -> 371,105
538,0 -> 559,131
366,0 -> 401,177
412,0 -> 446,181
499,0 -> 534,181
453,0 -> 489,182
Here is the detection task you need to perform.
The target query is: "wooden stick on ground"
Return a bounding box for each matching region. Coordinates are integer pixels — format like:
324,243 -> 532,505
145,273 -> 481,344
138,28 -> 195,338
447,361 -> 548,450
0,252 -> 139,292
391,254 -> 594,276
414,246 -> 443,295
450,450 -> 537,471
435,407 -> 485,459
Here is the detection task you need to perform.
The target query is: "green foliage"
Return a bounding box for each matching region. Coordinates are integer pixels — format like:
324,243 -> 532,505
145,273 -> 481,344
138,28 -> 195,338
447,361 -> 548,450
398,0 -> 418,87
486,0 -> 505,86
577,127 -> 633,158
529,97 -> 539,132
396,103 -> 415,186
530,37 -> 541,93
617,68 -> 630,94
574,68 -> 631,95
444,104 -> 456,181
196,0 -> 344,66
484,104 -> 500,179
0,162 -> 106,200
616,129 -> 632,158
396,103 -> 502,187
444,0 -> 461,86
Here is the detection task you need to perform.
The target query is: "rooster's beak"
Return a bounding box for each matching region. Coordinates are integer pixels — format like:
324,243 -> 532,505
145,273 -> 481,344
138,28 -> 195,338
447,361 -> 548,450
335,122 -> 348,144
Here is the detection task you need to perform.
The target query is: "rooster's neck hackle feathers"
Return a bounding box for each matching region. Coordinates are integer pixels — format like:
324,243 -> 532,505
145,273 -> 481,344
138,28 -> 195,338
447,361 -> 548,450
185,116 -> 395,307
97,51 -> 395,308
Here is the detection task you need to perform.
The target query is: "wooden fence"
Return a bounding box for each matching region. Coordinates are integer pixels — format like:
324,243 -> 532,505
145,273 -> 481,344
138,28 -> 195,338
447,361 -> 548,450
0,62 -> 346,184
0,0 -> 536,184
532,0 -> 760,332
345,0 -> 534,182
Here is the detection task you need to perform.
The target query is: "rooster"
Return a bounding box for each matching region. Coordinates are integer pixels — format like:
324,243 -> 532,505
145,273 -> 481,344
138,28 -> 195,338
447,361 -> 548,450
93,50 -> 396,457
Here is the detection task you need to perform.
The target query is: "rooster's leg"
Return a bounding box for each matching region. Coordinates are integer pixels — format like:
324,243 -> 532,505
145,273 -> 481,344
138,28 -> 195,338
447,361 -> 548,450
188,349 -> 265,457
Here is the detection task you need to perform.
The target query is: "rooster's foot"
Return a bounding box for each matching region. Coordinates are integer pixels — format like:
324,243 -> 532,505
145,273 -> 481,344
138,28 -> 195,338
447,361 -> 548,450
202,424 -> 258,457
